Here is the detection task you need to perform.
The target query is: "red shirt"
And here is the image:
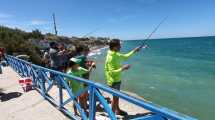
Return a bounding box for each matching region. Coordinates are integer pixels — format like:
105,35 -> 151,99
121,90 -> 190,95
0,52 -> 2,61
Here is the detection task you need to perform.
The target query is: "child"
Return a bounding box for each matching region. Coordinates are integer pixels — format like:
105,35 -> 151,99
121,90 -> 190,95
66,58 -> 95,116
75,46 -> 96,107
76,45 -> 93,79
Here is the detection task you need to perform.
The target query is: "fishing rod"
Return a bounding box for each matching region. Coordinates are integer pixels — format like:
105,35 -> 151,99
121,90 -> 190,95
141,16 -> 168,47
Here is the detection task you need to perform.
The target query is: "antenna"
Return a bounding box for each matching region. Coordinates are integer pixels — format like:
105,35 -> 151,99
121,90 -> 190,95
52,13 -> 58,35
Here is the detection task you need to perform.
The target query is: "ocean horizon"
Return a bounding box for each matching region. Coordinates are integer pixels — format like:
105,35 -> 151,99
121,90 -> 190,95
123,35 -> 215,41
90,36 -> 215,120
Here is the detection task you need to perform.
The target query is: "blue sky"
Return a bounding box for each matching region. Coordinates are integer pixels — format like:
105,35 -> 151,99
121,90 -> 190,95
0,0 -> 214,40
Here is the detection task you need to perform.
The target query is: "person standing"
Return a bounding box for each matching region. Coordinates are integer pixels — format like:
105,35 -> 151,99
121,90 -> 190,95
105,39 -> 146,115
49,42 -> 66,84
49,42 -> 62,71
58,43 -> 69,72
0,51 -> 3,74
42,48 -> 50,68
75,45 -> 96,109
75,45 -> 91,79
66,58 -> 95,116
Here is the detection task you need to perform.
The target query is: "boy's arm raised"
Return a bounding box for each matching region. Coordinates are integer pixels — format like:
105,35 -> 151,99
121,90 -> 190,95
118,46 -> 141,60
118,45 -> 148,60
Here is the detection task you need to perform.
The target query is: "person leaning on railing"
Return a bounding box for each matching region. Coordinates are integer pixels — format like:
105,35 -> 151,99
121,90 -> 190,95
105,39 -> 147,115
75,45 -> 91,79
49,42 -> 69,83
49,42 -> 67,72
66,58 -> 95,116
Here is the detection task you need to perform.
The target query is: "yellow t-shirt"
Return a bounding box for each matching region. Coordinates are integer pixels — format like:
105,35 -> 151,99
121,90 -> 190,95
105,50 -> 135,86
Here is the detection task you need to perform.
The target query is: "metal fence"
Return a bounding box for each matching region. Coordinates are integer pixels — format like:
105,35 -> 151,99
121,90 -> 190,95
6,55 -> 197,120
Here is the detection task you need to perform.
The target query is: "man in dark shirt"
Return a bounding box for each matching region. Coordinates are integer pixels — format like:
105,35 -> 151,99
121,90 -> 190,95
58,43 -> 69,72
0,51 -> 2,74
49,42 -> 62,71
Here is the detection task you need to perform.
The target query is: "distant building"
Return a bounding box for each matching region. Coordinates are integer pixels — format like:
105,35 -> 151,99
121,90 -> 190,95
29,39 -> 50,50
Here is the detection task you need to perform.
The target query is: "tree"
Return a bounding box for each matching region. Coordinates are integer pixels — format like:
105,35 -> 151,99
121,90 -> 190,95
30,29 -> 44,39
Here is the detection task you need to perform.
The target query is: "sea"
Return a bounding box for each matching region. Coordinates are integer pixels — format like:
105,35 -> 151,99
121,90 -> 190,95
89,36 -> 215,120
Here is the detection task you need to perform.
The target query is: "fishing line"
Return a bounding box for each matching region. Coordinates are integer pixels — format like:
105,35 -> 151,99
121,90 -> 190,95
82,26 -> 103,38
141,16 -> 168,47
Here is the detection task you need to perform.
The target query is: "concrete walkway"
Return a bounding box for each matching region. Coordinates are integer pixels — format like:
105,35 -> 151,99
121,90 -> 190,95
0,67 -> 70,120
0,66 -> 150,120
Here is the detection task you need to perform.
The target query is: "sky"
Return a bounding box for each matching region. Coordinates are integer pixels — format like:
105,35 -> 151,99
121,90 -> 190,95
0,0 -> 215,40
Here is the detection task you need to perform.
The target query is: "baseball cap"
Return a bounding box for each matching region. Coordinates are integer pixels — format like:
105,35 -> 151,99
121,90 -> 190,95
69,58 -> 81,64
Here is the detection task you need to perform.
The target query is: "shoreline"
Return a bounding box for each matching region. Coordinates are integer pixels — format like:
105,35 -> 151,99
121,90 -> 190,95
122,90 -> 148,102
88,45 -> 108,57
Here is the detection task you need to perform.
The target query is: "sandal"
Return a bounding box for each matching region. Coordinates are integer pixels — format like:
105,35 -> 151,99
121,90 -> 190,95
115,110 -> 128,116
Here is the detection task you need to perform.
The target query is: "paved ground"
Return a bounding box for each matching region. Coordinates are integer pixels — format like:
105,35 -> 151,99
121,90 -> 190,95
0,66 -> 150,120
0,67 -> 70,120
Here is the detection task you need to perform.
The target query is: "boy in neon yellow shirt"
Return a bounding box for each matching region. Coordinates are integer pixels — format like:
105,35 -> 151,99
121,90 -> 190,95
105,39 -> 147,115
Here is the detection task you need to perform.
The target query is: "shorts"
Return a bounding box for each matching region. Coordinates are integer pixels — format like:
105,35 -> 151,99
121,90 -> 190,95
109,82 -> 121,90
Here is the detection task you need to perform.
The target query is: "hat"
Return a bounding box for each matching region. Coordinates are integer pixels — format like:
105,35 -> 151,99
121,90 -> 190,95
69,58 -> 81,64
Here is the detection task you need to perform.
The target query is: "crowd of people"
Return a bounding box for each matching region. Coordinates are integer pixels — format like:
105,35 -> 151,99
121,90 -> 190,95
42,39 -> 147,117
42,42 -> 96,116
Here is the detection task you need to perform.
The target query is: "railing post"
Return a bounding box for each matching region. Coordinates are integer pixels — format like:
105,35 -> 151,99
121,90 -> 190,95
18,61 -> 25,77
15,60 -> 21,73
89,85 -> 96,120
57,75 -> 63,109
38,70 -> 46,98
23,63 -> 29,77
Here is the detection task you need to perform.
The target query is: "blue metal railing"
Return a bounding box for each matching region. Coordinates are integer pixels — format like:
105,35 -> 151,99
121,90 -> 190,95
6,55 -> 197,120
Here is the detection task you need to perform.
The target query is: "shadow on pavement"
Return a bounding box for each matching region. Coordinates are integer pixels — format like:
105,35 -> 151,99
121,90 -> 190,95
122,112 -> 155,120
0,92 -> 22,102
0,88 -> 3,92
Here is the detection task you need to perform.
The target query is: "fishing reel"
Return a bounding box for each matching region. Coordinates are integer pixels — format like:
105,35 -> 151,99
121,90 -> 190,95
86,60 -> 96,68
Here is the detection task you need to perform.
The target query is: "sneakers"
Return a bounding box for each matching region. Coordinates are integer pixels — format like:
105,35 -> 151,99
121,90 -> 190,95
115,110 -> 128,116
